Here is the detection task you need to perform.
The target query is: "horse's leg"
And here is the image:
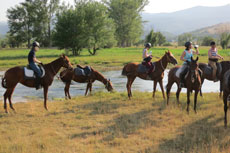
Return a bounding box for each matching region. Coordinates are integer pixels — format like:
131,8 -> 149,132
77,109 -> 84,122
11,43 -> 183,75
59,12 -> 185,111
152,81 -> 157,98
8,87 -> 16,111
176,85 -> 182,104
200,78 -> 204,97
129,76 -> 136,97
220,80 -> 223,98
89,83 -> 93,94
64,83 -> 68,99
43,86 -> 49,110
223,92 -> 228,127
65,82 -> 71,99
85,83 -> 90,96
3,89 -> 10,113
166,80 -> 174,105
186,89 -> 190,114
159,80 -> 165,99
194,90 -> 199,114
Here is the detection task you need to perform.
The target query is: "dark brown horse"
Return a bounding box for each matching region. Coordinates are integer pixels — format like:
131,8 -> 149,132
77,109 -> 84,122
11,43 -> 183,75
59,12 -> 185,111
122,51 -> 178,99
222,69 -> 230,127
199,61 -> 230,97
1,55 -> 73,113
60,66 -> 113,99
166,57 -> 202,113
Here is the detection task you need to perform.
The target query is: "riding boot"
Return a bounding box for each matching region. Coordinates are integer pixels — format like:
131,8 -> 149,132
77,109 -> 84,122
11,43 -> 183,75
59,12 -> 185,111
179,75 -> 185,88
35,75 -> 41,90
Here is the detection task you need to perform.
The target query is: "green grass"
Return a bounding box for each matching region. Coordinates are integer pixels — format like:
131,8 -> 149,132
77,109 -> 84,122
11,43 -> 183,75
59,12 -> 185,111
0,46 -> 230,71
0,92 -> 229,153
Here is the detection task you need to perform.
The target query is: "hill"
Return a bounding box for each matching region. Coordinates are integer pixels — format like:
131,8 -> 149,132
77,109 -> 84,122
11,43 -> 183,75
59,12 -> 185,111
142,4 -> 230,36
189,22 -> 230,38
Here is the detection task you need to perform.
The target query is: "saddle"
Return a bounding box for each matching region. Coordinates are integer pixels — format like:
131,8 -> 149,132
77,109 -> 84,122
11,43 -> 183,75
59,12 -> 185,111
74,66 -> 92,76
137,62 -> 155,74
24,65 -> 45,79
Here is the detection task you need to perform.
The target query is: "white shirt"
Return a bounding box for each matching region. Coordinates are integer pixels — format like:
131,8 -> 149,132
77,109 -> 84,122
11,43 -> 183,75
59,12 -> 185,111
143,48 -> 149,59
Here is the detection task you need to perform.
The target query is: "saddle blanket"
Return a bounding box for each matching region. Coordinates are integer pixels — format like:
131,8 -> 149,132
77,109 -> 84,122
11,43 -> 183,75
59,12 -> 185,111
24,66 -> 45,79
74,66 -> 92,76
137,62 -> 155,73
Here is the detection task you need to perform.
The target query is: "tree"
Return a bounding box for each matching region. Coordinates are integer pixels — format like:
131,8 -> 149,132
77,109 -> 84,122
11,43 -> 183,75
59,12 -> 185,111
82,0 -> 116,55
7,0 -> 36,48
201,36 -> 215,46
220,33 -> 230,49
145,29 -> 166,46
103,0 -> 149,47
53,7 -> 86,56
178,33 -> 193,46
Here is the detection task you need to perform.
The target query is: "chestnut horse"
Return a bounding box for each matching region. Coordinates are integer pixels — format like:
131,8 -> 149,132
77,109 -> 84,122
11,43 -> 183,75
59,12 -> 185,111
60,66 -> 113,99
166,57 -> 202,113
222,69 -> 230,127
122,51 -> 178,99
1,55 -> 73,113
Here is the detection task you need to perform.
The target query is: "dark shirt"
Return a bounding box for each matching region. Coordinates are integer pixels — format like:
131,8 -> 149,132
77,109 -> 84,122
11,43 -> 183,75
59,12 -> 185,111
28,49 -> 35,63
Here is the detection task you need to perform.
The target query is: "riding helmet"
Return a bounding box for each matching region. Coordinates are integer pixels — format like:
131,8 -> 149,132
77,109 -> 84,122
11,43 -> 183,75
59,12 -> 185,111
145,43 -> 152,48
32,41 -> 40,48
184,41 -> 192,48
210,41 -> 216,46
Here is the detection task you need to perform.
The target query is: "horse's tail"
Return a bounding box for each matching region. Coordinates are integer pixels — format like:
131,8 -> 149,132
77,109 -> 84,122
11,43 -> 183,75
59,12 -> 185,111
1,76 -> 7,89
121,66 -> 128,76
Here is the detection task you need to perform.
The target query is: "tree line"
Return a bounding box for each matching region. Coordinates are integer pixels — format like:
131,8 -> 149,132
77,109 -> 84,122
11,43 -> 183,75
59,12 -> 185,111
3,0 -> 152,56
178,33 -> 230,49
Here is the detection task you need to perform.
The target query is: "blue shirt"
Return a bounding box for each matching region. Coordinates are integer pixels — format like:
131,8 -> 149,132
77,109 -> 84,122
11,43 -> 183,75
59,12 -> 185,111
183,50 -> 193,65
28,49 -> 35,63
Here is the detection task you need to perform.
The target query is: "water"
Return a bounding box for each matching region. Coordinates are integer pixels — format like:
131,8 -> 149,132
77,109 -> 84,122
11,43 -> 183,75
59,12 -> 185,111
0,70 -> 220,103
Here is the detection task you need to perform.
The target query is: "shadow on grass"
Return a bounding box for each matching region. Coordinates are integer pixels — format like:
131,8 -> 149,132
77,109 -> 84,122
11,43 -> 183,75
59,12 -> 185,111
78,100 -> 127,115
143,115 -> 229,153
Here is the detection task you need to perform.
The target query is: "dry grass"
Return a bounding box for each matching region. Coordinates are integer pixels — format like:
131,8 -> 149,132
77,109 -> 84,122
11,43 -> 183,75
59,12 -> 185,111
0,91 -> 230,153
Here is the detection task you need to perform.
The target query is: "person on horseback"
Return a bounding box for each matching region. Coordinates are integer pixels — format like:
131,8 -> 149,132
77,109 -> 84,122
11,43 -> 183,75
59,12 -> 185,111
179,41 -> 199,87
142,43 -> 154,76
208,41 -> 224,82
28,41 -> 42,90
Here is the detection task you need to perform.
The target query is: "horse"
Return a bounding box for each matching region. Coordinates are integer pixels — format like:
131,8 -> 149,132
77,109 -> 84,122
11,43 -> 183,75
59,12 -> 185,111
199,61 -> 230,97
59,66 -> 113,99
122,51 -> 178,99
166,57 -> 202,113
1,54 -> 73,113
222,69 -> 230,127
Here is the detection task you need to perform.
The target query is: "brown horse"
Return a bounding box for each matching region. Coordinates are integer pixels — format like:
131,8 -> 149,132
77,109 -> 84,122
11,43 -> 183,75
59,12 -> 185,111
166,57 -> 202,113
1,55 -> 73,113
199,61 -> 230,97
222,69 -> 230,127
59,66 -> 113,99
122,51 -> 178,99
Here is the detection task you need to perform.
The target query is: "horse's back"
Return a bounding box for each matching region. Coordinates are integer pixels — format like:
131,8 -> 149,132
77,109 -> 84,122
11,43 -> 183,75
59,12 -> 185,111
122,62 -> 139,76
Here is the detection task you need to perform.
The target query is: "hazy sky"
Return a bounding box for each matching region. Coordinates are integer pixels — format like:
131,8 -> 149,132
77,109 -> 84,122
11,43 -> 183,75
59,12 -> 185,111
0,0 -> 230,21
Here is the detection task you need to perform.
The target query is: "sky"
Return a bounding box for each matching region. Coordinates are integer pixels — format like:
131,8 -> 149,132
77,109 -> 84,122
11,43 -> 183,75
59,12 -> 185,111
0,0 -> 230,22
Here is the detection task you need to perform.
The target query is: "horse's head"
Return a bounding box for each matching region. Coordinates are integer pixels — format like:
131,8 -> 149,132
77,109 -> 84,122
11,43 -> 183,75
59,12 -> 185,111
190,56 -> 199,83
165,50 -> 178,65
60,54 -> 73,70
105,79 -> 113,92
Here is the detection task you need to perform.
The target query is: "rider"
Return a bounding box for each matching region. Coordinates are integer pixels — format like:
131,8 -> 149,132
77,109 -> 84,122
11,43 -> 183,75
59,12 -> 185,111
208,41 -> 224,82
28,41 -> 42,90
142,43 -> 154,75
179,41 -> 199,87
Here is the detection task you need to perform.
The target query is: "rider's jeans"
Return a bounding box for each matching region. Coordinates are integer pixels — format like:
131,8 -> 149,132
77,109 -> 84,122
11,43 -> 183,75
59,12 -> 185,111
29,62 -> 42,78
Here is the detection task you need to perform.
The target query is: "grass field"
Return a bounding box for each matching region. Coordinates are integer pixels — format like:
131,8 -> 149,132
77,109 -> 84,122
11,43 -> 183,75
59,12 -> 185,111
0,46 -> 230,71
0,92 -> 229,153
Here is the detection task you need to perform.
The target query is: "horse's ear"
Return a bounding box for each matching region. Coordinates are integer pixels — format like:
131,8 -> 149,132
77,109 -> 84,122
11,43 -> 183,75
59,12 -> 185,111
196,56 -> 199,62
168,50 -> 170,53
61,54 -> 65,58
191,56 -> 193,61
108,79 -> 110,82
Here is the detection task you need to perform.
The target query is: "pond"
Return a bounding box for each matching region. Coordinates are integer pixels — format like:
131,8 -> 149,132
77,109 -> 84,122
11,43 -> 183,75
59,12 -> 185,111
0,70 -> 220,103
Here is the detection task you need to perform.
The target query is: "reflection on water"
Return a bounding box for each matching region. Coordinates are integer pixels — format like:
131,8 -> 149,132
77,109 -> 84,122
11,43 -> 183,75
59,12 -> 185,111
0,70 -> 220,103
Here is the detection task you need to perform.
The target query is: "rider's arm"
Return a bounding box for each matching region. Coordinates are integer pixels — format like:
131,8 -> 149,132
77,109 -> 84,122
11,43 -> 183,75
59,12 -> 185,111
216,54 -> 224,60
33,57 -> 42,64
192,48 -> 199,55
143,49 -> 149,58
180,51 -> 186,62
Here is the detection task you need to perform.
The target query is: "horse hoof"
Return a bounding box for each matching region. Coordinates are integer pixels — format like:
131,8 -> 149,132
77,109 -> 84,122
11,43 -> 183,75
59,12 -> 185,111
5,110 -> 8,114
